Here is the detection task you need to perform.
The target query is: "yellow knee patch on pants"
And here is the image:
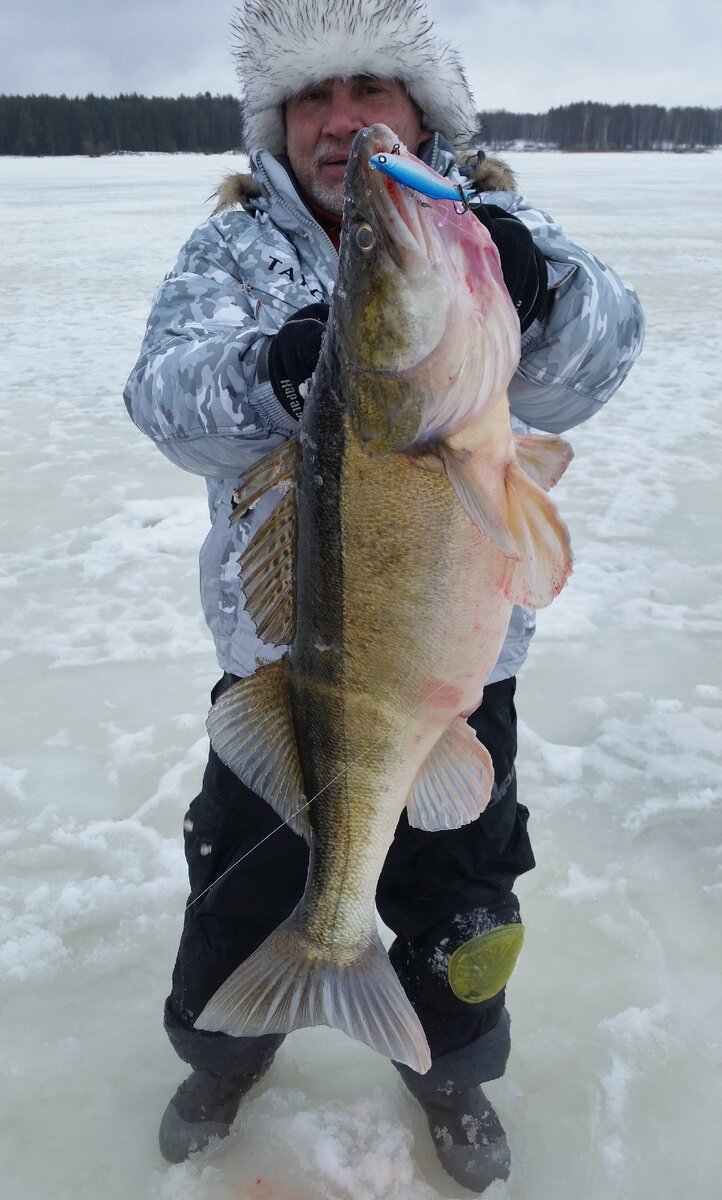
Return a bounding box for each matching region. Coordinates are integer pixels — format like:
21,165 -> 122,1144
447,924 -> 525,1003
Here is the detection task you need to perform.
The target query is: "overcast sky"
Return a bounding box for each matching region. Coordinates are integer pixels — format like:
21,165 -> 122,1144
2,0 -> 719,111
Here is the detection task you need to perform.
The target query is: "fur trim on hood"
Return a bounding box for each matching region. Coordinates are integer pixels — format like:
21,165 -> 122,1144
458,151 -> 518,193
211,172 -> 262,215
232,0 -> 478,154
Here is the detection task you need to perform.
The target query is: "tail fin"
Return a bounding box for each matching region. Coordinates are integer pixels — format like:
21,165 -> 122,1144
195,911 -> 431,1074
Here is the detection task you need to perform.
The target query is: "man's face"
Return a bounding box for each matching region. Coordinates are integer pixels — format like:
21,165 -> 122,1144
285,75 -> 431,215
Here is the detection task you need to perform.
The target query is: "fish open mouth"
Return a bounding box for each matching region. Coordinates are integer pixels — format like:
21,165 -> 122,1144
342,125 -> 521,445
352,125 -> 440,272
351,124 -> 512,306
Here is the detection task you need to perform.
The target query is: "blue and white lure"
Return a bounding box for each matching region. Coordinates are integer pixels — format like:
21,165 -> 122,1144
368,148 -> 472,211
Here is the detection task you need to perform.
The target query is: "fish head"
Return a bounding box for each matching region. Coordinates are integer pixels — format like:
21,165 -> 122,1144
330,124 -> 521,455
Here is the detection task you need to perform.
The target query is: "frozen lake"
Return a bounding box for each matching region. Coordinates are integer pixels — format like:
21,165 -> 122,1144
1,149 -> 721,1199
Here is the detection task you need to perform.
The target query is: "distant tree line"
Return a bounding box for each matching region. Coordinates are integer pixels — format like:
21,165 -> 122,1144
0,93 -> 241,156
478,102 -> 722,151
1,94 -> 720,156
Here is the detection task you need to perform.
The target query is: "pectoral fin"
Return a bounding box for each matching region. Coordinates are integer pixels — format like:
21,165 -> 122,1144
206,663 -> 310,841
503,461 -> 573,608
440,444 -> 520,560
441,438 -> 572,608
514,433 -> 574,491
407,717 -> 494,831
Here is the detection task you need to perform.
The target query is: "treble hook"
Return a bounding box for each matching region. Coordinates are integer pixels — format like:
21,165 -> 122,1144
453,184 -> 470,215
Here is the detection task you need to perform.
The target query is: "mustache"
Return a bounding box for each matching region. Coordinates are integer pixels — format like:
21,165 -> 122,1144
313,142 -> 354,168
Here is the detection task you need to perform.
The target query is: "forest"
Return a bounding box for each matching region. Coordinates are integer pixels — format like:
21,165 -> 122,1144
478,101 -> 722,151
1,93 -> 720,156
0,93 -> 241,156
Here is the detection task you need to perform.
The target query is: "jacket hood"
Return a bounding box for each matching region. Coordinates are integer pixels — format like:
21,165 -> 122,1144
231,0 -> 479,154
458,150 -> 518,193
212,171 -> 262,215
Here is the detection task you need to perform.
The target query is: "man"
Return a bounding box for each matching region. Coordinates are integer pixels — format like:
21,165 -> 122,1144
124,0 -> 644,1191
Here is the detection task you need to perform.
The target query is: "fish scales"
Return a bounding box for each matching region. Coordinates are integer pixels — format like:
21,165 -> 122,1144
196,124 -> 574,1072
290,406 -> 502,956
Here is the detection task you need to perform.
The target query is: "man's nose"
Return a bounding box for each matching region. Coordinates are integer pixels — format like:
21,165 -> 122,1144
321,94 -> 365,141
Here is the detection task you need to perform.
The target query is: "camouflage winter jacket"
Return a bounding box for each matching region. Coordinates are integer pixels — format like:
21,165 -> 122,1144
124,136 -> 644,681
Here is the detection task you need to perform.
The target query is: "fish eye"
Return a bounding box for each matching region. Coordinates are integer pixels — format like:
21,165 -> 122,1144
355,222 -> 376,253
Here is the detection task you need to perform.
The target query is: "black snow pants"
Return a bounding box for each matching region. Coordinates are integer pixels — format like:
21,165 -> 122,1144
164,674 -> 535,1084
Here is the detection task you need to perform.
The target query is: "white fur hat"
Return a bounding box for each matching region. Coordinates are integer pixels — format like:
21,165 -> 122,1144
232,0 -> 479,154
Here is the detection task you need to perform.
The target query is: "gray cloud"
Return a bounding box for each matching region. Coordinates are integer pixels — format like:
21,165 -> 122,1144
2,0 -> 239,97
3,0 -> 719,110
430,0 -> 721,109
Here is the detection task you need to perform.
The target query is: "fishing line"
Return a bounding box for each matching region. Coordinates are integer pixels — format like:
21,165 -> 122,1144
184,675 -> 458,912
183,730 -> 388,912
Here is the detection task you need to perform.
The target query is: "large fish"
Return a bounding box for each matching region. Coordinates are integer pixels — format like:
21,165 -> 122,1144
195,125 -> 573,1073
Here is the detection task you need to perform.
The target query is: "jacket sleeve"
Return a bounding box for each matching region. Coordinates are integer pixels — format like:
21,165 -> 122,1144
123,215 -> 298,478
481,191 -> 645,434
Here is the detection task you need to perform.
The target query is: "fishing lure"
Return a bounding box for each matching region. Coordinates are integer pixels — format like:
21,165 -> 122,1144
369,150 -> 472,208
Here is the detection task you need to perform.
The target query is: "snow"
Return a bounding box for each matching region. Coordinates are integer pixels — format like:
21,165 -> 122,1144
1,149 -> 721,1199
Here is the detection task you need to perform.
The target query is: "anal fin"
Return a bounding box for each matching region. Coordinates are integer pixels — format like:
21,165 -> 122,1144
207,664 -> 310,841
407,717 -> 494,831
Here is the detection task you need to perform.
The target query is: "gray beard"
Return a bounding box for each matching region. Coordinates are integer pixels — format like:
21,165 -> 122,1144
303,175 -> 344,216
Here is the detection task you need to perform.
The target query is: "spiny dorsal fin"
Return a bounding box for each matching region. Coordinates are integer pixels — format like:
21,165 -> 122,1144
242,490 -> 296,645
514,433 -> 574,492
231,440 -> 299,523
503,462 -> 573,608
206,665 -> 310,841
407,717 -> 494,831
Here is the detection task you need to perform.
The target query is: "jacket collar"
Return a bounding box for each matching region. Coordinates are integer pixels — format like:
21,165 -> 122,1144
212,132 -> 463,240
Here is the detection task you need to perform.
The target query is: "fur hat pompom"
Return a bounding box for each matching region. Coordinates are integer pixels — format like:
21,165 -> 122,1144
232,0 -> 479,154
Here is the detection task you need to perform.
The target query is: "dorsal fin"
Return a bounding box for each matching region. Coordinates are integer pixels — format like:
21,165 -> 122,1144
231,440 -> 299,521
242,491 -> 296,645
232,442 -> 300,646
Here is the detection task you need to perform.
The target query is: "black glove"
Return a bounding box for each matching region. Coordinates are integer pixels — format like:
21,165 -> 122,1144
473,204 -> 548,332
267,302 -> 330,421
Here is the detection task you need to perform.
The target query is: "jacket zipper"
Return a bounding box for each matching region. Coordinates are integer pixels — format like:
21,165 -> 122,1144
254,159 -> 339,265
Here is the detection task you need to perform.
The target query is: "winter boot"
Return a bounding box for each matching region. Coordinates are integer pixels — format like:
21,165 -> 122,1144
395,1013 -> 512,1192
405,1076 -> 511,1192
158,1034 -> 282,1163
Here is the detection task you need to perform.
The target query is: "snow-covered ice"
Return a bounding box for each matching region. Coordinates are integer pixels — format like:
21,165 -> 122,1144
1,150 -> 721,1199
